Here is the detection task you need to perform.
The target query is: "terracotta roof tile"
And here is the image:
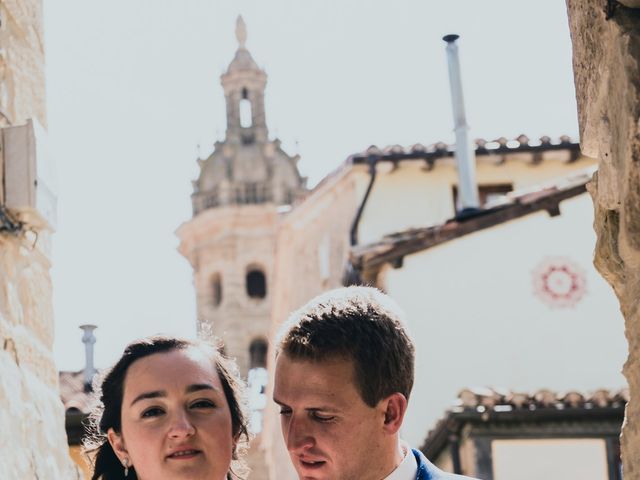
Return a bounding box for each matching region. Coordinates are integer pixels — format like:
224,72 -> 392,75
421,386 -> 626,460
349,135 -> 582,168
453,386 -> 628,412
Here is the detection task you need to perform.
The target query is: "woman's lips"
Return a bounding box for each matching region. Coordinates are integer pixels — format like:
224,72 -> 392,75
167,449 -> 201,460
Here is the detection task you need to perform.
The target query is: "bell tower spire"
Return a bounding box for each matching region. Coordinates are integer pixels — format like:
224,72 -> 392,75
221,15 -> 268,145
188,16 -> 307,214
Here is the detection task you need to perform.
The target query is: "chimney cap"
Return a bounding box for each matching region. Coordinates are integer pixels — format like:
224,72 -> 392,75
442,34 -> 460,43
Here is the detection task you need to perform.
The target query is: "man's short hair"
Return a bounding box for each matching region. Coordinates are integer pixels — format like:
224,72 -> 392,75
276,286 -> 415,407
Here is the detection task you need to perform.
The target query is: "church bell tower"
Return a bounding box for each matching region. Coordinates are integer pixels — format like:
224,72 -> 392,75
177,16 -> 306,380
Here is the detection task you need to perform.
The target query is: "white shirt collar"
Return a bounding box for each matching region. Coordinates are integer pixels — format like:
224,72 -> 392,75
384,442 -> 418,480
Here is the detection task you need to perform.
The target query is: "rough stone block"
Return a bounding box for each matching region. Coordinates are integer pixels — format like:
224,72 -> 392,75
566,0 -> 640,476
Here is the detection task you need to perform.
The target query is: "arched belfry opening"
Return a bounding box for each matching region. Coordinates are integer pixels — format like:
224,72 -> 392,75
188,15 -> 307,215
249,337 -> 268,369
211,273 -> 222,306
240,87 -> 252,128
246,267 -> 267,299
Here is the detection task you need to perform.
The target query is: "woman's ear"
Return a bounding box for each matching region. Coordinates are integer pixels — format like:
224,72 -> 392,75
107,428 -> 128,461
381,392 -> 408,435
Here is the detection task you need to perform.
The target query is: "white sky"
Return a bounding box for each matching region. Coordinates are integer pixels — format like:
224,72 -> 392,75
44,1 -> 579,371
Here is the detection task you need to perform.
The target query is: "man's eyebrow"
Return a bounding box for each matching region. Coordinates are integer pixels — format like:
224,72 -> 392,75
271,398 -> 337,412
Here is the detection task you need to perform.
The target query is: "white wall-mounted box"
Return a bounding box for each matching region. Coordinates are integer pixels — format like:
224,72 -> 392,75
2,119 -> 57,230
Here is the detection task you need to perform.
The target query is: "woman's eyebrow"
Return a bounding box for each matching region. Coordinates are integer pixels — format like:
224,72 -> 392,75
186,383 -> 219,394
130,390 -> 166,407
129,384 -> 218,406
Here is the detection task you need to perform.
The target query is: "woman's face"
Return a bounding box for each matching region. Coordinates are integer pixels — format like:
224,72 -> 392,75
108,348 -> 235,480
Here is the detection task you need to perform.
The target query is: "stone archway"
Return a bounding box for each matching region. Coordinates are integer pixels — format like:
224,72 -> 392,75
565,1 -> 640,475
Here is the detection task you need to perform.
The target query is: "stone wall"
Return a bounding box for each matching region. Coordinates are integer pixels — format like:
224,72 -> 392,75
177,204 -> 278,375
0,233 -> 77,478
565,1 -> 640,477
0,0 -> 47,127
0,0 -> 77,477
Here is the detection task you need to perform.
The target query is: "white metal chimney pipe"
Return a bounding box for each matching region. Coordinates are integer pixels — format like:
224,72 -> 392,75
80,324 -> 97,390
443,34 -> 480,212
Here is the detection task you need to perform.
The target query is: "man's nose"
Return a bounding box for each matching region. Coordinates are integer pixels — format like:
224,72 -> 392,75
285,415 -> 315,453
168,411 -> 196,438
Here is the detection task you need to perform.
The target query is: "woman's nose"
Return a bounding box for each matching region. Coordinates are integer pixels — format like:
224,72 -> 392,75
168,411 -> 196,438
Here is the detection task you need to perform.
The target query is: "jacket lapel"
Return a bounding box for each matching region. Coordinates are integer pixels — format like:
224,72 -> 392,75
412,449 -> 431,480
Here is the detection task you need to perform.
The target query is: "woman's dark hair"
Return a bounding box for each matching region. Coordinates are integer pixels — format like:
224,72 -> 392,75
84,335 -> 249,480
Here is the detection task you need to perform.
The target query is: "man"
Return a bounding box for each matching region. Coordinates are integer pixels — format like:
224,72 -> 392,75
273,286 -> 476,480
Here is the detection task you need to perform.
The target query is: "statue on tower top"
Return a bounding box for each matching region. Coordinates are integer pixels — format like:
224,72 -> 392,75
236,15 -> 247,49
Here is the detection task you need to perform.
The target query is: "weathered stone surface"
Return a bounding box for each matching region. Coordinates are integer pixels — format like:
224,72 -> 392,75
0,0 -> 77,477
0,0 -> 47,127
0,234 -> 78,479
566,1 -> 640,476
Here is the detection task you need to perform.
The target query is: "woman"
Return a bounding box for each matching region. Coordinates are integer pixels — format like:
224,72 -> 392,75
84,336 -> 249,480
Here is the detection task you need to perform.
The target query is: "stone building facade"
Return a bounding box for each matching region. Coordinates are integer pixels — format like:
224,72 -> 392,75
0,0 -> 77,478
565,1 -> 640,476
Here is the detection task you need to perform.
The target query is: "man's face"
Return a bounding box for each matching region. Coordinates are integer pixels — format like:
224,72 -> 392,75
273,353 -> 389,480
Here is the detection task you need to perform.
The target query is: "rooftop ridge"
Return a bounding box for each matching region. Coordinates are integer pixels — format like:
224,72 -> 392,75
348,134 -> 581,164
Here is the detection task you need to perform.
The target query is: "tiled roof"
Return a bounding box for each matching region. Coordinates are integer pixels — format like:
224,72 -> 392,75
348,134 -> 580,166
309,134 -> 581,198
348,169 -> 593,281
59,370 -> 94,414
421,387 -> 627,460
454,386 -> 629,412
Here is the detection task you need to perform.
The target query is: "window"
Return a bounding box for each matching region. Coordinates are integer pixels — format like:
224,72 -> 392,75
246,183 -> 258,203
246,268 -> 266,299
239,88 -> 252,128
452,183 -> 513,210
249,338 -> 268,369
241,131 -> 255,145
211,273 -> 222,307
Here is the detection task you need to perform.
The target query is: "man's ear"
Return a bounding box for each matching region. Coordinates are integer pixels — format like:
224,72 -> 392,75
381,392 -> 408,435
107,428 -> 128,461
